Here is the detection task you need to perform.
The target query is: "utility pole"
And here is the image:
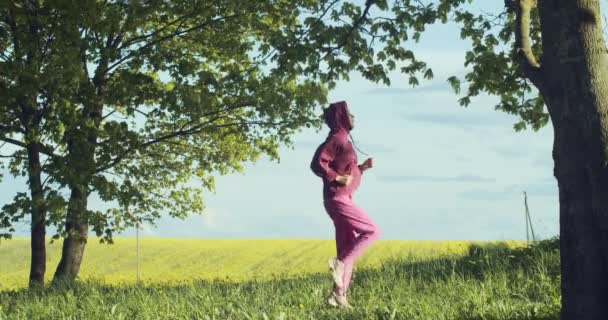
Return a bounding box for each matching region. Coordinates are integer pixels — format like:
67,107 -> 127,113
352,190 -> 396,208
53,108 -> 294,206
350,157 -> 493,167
127,205 -> 140,284
136,220 -> 140,284
523,191 -> 536,245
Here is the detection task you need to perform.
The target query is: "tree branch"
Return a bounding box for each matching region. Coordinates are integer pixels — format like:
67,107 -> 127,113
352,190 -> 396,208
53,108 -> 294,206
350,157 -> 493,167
302,0 -> 341,40
79,28 -> 90,78
175,102 -> 254,133
145,119 -> 287,151
95,118 -> 290,173
106,14 -> 240,73
0,124 -> 24,134
117,12 -> 196,50
246,1 -> 340,75
321,0 -> 376,61
0,136 -> 59,158
6,4 -> 22,62
0,154 -> 27,160
507,0 -> 543,87
28,0 -> 42,63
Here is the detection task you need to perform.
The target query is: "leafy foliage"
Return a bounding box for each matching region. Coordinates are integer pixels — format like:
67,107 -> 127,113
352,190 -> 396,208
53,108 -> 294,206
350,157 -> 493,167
0,0 -> 473,242
1,0 -> 556,244
450,4 -> 548,131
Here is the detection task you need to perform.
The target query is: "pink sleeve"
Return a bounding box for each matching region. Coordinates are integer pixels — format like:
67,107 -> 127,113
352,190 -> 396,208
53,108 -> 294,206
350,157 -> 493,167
310,138 -> 340,182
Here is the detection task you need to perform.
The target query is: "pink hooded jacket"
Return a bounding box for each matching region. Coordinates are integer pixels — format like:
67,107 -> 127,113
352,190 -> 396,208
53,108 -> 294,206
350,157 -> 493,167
310,101 -> 365,199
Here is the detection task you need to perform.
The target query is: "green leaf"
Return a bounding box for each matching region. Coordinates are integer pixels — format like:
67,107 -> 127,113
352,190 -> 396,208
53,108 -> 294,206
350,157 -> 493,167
409,76 -> 419,87
423,68 -> 434,80
447,76 -> 461,94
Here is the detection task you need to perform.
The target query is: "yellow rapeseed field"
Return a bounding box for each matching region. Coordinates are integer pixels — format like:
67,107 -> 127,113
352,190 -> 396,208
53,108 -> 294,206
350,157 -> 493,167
0,238 -> 523,291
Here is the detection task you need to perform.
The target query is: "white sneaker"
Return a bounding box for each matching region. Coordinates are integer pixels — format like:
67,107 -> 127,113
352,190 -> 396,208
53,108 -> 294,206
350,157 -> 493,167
328,257 -> 344,288
327,291 -> 352,309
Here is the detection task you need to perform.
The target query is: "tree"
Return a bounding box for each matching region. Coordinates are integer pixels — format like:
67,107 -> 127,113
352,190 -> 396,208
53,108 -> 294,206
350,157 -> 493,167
8,2 -> 601,316
215,0 -> 608,317
346,0 -> 607,318
444,1 -> 608,318
0,0 -> 82,287
0,0 -> 437,285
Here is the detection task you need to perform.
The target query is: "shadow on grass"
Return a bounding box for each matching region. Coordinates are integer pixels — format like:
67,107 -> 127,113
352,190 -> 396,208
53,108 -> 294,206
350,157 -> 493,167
353,238 -> 560,285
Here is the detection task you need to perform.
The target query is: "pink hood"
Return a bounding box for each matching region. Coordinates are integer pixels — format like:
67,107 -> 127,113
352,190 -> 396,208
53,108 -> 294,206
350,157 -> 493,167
312,101 -> 361,199
324,101 -> 351,133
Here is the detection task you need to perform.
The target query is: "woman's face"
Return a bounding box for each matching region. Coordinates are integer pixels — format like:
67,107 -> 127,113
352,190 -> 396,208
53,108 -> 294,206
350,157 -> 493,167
348,112 -> 355,129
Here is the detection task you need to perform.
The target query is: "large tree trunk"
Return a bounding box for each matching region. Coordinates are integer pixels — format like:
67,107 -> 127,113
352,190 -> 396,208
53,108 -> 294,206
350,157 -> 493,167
26,142 -> 46,288
534,1 -> 608,319
53,63 -> 107,283
53,186 -> 88,283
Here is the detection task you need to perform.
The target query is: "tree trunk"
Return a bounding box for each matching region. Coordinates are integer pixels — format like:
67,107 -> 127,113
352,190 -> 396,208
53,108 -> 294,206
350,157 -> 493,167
10,0 -> 48,289
536,1 -> 608,319
53,62 -> 107,283
53,186 -> 88,283
26,142 -> 46,288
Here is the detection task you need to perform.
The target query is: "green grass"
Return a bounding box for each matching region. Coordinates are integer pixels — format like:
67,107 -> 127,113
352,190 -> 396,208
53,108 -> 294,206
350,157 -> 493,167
0,239 -> 560,319
0,238 -> 522,289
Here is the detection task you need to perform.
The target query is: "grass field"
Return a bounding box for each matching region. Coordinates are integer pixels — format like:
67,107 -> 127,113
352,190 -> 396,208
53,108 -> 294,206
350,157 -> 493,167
0,238 -> 560,319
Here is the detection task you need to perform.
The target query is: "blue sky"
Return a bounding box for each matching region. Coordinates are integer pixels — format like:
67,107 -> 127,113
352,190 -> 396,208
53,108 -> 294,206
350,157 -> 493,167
1,2 -> 561,241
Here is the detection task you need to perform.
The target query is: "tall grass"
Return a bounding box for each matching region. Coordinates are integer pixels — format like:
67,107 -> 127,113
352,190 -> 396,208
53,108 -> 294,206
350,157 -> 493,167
0,239 -> 560,320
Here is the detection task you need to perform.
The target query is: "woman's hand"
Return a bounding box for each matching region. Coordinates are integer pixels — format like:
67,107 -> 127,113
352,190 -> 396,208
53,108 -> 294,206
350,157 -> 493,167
335,175 -> 353,186
360,158 -> 373,171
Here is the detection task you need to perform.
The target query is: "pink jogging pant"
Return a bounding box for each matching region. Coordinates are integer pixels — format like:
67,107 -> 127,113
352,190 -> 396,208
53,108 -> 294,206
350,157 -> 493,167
324,194 -> 381,295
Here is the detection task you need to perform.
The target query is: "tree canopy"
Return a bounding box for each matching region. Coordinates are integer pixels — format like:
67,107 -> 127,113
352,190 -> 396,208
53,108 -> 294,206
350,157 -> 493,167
1,0 -> 464,244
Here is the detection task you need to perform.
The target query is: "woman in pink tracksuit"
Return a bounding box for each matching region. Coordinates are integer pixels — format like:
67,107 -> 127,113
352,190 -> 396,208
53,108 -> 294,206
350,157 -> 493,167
310,100 -> 381,308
